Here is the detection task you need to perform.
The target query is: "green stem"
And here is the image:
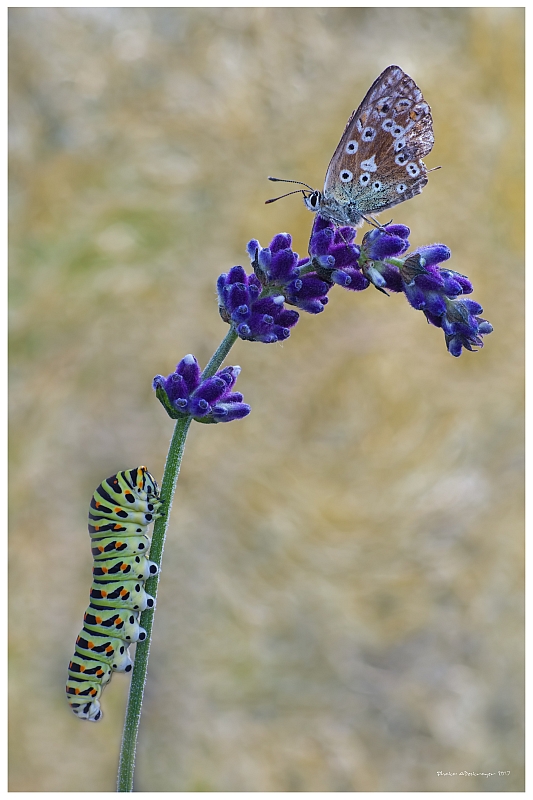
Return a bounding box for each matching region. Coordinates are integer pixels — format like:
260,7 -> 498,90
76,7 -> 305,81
117,326 -> 238,792
116,415 -> 190,792
201,326 -> 239,379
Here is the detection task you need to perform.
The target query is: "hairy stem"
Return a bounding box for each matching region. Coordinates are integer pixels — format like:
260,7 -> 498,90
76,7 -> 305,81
201,326 -> 239,379
117,325 -> 238,791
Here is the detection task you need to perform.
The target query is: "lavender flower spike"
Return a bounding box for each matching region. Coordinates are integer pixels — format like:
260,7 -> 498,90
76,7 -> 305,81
306,215 -> 369,292
356,225 -> 493,357
247,231 -> 333,314
154,355 -> 251,423
218,265 -> 299,343
398,251 -> 493,356
247,232 -> 300,286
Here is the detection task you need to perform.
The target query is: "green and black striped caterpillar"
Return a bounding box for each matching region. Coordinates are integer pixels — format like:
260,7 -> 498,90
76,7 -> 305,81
66,467 -> 161,722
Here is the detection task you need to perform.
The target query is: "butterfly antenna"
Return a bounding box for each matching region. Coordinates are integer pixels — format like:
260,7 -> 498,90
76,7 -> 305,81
427,166 -> 442,173
268,176 -> 315,192
265,188 -> 308,205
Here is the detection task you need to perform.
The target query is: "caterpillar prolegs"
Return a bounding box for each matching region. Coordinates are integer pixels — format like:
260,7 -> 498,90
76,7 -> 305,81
66,467 -> 162,722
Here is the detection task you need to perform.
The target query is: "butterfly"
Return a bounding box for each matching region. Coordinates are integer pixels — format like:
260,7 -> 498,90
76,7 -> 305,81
267,65 -> 435,228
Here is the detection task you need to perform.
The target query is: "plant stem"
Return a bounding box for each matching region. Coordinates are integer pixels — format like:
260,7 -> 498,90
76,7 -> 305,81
117,325 -> 238,792
200,326 -> 239,379
116,415 -> 190,792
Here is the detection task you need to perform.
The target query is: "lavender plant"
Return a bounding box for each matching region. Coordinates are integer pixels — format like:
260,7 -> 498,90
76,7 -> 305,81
116,215 -> 492,790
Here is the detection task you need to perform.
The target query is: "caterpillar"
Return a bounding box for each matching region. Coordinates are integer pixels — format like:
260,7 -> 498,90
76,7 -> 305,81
66,467 -> 162,722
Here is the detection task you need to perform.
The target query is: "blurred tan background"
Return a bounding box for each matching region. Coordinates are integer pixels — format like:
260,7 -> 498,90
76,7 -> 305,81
9,7 -> 523,792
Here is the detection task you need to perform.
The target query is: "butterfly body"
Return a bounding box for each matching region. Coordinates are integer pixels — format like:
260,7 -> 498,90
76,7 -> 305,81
302,65 -> 434,226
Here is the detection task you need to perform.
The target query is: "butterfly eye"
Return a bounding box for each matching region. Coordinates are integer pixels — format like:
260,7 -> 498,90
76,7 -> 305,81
345,140 -> 358,154
340,170 -> 353,183
359,172 -> 371,186
396,183 -> 407,194
372,181 -> 382,191
362,127 -> 376,142
406,162 -> 420,177
395,153 -> 408,165
304,191 -> 320,211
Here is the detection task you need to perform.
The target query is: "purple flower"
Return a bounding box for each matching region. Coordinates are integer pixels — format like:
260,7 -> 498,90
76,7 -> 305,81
307,216 -> 369,292
361,224 -> 411,261
284,271 -> 331,314
247,233 -> 300,286
357,225 -> 411,291
153,355 -> 251,423
217,222 -> 491,357
431,298 -> 493,357
246,231 -> 332,314
399,252 -> 492,356
352,225 -> 493,355
217,266 -> 299,343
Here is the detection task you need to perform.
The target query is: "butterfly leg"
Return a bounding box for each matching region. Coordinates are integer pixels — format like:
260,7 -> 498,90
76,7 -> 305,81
361,214 -> 397,235
361,214 -> 388,233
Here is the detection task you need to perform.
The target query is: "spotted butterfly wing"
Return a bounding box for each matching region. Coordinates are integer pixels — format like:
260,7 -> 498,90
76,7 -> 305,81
320,65 -> 434,225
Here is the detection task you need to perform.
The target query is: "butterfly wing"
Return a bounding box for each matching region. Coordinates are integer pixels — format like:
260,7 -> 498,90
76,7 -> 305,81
323,65 -> 434,218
